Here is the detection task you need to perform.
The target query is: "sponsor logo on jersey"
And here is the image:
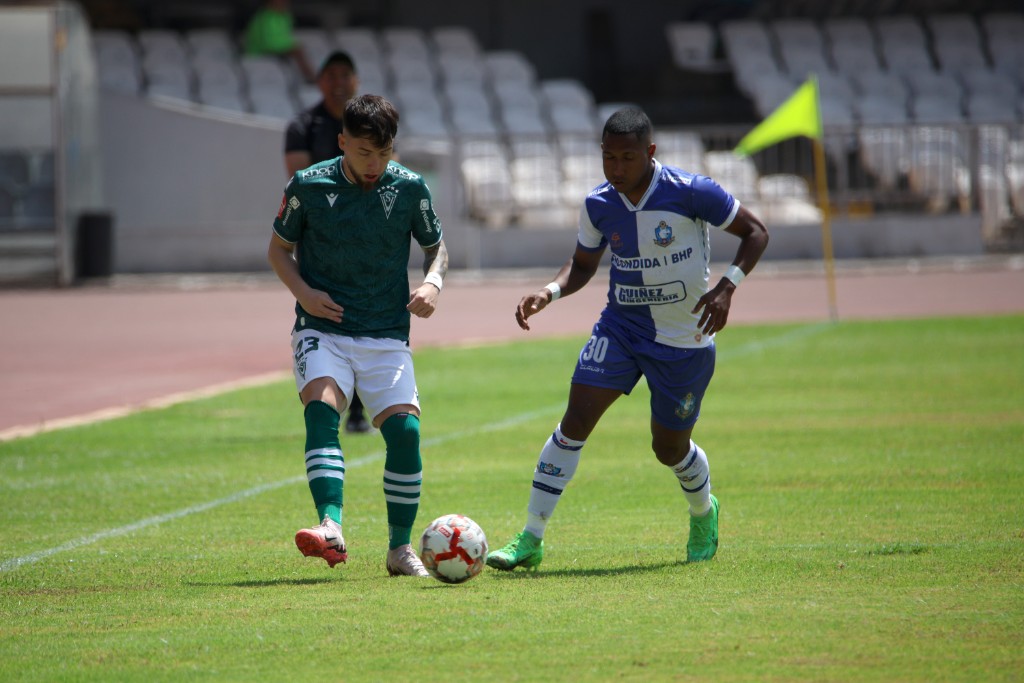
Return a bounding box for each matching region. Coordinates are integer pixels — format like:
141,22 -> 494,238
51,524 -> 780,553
301,165 -> 337,179
653,221 -> 675,247
674,392 -> 696,420
289,197 -> 300,209
420,199 -> 430,211
613,280 -> 687,306
611,248 -> 694,271
379,187 -> 398,219
325,193 -> 338,207
390,166 -> 419,180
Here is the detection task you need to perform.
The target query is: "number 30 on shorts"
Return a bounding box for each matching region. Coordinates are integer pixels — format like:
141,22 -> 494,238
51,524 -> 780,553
581,335 -> 609,363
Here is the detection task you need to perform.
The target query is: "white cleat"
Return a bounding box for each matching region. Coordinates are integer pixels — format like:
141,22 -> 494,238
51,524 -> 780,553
295,516 -> 347,568
386,544 -> 430,577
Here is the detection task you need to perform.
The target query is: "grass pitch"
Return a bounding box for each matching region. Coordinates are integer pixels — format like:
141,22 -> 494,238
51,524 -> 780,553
1,316 -> 1022,682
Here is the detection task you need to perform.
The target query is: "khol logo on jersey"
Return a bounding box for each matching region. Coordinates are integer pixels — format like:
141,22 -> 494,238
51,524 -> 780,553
653,221 -> 675,247
378,187 -> 398,219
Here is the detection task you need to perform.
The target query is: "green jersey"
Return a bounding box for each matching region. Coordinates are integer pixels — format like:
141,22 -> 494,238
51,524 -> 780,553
273,157 -> 443,342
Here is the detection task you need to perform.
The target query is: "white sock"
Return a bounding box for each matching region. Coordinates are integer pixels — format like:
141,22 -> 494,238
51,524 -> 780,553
524,424 -> 583,538
670,440 -> 712,516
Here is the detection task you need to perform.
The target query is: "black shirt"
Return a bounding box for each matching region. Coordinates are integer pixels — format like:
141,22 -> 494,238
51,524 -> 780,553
284,101 -> 342,164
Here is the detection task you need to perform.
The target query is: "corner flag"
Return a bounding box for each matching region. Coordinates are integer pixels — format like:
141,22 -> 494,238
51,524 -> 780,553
734,76 -> 822,157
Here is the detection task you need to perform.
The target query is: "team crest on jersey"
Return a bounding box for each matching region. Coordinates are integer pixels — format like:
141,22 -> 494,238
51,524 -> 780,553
297,359 -> 306,380
653,221 -> 675,247
675,392 -> 696,420
610,232 -> 623,249
378,187 -> 398,219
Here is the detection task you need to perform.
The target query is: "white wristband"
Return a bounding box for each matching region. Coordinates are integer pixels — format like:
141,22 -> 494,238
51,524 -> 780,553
544,282 -> 561,301
423,272 -> 443,291
723,265 -> 745,287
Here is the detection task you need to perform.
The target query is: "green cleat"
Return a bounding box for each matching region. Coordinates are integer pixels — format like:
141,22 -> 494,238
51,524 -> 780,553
486,530 -> 544,571
687,494 -> 719,562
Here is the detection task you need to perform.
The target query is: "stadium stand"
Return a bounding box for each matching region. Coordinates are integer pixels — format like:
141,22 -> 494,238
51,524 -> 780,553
67,6 -> 1024,265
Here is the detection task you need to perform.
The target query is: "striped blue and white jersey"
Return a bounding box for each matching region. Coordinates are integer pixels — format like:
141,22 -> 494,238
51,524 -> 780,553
577,160 -> 739,349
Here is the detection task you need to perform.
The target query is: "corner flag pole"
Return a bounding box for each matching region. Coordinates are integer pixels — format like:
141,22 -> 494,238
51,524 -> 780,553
810,118 -> 838,322
734,75 -> 839,322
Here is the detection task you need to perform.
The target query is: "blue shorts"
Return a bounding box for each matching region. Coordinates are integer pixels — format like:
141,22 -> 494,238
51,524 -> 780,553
571,316 -> 716,430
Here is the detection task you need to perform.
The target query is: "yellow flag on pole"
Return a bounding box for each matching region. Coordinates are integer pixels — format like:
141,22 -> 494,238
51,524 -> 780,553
734,76 -> 822,156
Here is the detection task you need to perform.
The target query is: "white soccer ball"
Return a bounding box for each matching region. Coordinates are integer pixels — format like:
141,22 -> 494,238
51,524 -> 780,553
419,514 -> 488,584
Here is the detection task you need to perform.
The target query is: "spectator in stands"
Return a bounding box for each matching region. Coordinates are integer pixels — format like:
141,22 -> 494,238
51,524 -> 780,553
284,51 -> 359,176
244,0 -> 316,82
283,50 -> 372,434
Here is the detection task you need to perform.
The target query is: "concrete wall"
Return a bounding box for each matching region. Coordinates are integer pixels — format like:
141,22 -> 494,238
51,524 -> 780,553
99,94 -> 984,274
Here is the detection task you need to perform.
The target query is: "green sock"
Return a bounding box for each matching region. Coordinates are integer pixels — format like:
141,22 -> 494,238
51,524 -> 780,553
380,413 -> 422,549
304,400 -> 344,525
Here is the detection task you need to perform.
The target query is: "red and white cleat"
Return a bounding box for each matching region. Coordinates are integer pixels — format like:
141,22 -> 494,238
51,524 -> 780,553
295,517 -> 347,568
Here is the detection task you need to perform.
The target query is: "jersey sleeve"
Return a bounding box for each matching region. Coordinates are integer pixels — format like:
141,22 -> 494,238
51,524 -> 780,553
576,200 -> 607,250
692,175 -> 740,230
272,175 -> 305,243
411,181 -> 443,248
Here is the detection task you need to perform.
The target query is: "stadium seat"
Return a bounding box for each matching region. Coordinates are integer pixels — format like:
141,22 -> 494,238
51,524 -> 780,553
460,156 -> 514,228
437,54 -> 486,88
664,22 -> 719,72
138,29 -> 189,66
704,151 -> 758,201
932,41 -> 989,75
334,28 -> 383,65
854,96 -> 910,125
851,71 -> 910,106
823,17 -> 874,49
830,42 -> 884,76
249,87 -> 296,119
449,109 -> 501,136
771,19 -> 825,54
240,56 -> 292,91
484,51 -> 536,86
98,61 -> 143,95
381,27 -> 432,61
911,95 -> 964,124
655,131 -> 706,174
431,26 -> 481,59
279,29 -> 326,71
539,79 -> 594,111
388,54 -> 437,88
880,42 -> 934,74
93,29 -> 138,67
906,70 -> 963,102
958,68 -> 1019,101
548,107 -> 598,135
186,28 -> 235,64
965,94 -> 1019,124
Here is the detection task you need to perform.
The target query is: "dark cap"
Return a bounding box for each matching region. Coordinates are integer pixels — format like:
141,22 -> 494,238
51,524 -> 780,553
319,50 -> 356,75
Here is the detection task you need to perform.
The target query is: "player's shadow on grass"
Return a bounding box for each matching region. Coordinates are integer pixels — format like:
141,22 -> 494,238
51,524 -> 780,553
187,577 -> 337,588
487,559 -> 686,579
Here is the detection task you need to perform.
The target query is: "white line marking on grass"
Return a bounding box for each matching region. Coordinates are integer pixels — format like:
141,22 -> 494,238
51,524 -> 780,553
0,403 -> 563,573
1,324 -> 831,572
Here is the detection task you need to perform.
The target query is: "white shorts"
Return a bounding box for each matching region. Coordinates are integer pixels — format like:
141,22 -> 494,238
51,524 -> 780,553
290,329 -> 420,419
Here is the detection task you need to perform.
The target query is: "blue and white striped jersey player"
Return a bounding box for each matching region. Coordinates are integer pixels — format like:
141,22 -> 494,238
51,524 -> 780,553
268,95 -> 448,578
487,107 -> 769,571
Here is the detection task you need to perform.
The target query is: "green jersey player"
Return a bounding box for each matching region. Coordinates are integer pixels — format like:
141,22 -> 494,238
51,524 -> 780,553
268,94 -> 448,577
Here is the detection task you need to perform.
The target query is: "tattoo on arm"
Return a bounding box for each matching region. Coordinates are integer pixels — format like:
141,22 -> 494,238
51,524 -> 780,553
422,242 -> 449,279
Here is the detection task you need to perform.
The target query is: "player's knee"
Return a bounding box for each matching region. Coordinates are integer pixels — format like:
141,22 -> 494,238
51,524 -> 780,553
380,412 -> 420,450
